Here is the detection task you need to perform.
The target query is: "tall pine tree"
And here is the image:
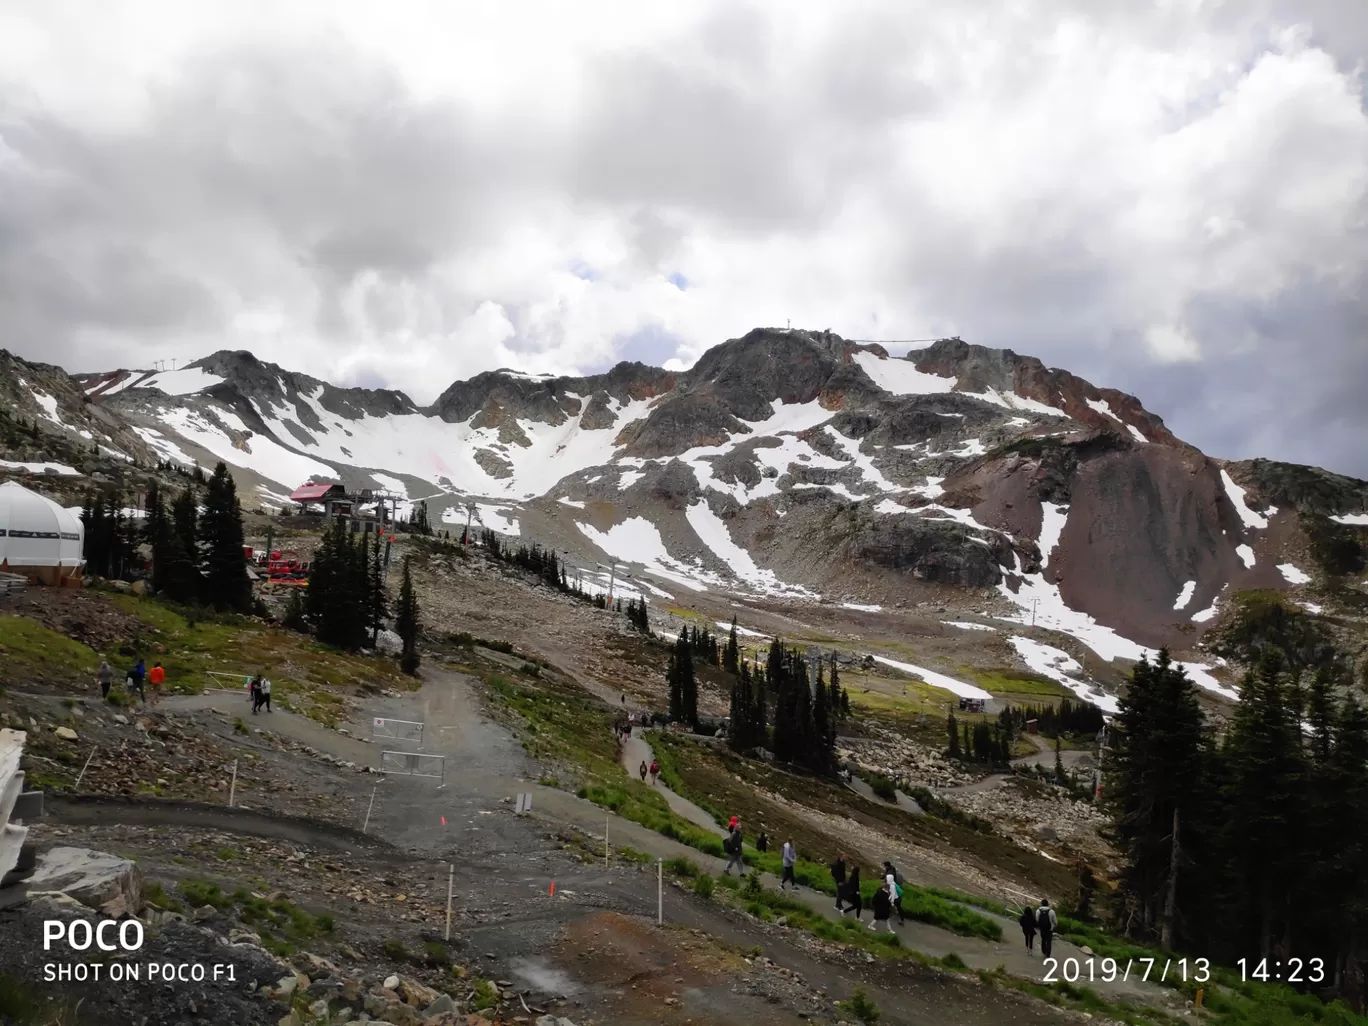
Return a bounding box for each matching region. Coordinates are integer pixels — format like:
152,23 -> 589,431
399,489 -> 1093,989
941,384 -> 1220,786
394,556 -> 421,674
200,463 -> 251,611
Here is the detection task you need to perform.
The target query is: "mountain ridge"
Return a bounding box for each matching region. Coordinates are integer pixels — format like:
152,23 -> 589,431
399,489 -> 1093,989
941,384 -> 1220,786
6,328 -> 1366,706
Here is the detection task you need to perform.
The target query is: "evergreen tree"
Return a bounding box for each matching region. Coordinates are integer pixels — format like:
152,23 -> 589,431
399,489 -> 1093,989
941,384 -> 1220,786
394,556 -> 421,674
723,617 -> 740,674
1107,651 -> 1207,949
165,486 -> 201,604
200,463 -> 251,611
367,533 -> 388,647
1222,652 -> 1307,958
143,479 -> 171,594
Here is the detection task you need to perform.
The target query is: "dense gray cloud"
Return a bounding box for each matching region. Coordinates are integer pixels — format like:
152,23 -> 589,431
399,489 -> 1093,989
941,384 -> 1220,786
0,1 -> 1365,477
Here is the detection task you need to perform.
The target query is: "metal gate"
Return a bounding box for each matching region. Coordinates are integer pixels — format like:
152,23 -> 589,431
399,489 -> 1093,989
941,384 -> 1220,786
379,750 -> 445,784
371,717 -> 424,747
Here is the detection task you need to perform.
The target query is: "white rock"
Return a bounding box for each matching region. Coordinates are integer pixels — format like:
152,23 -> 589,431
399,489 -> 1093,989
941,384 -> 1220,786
27,847 -> 143,915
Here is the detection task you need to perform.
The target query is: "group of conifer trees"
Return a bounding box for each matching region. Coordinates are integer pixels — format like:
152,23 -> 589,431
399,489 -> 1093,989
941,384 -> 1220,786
89,462 -> 250,610
1107,648 -> 1368,981
304,518 -> 389,651
1000,698 -> 1105,739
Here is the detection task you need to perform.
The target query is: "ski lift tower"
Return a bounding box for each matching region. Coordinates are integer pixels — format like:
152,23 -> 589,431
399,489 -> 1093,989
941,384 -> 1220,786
597,561 -> 629,605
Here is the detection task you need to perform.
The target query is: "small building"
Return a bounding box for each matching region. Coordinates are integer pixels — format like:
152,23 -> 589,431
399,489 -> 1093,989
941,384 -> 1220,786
0,481 -> 85,586
289,481 -> 349,517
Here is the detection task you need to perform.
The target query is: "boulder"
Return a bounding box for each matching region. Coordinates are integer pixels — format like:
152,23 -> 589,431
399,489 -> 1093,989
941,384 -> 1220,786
27,847 -> 143,916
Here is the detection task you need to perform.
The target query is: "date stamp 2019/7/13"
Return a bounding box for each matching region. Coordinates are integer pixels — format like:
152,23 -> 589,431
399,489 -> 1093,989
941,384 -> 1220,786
1042,956 -> 1212,984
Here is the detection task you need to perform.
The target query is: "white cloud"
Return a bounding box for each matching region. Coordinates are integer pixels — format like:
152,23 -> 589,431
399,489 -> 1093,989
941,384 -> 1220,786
1,1 -> 1365,476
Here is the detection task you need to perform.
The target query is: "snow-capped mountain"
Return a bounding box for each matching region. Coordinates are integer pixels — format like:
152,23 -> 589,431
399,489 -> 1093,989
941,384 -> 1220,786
6,328 -> 1367,690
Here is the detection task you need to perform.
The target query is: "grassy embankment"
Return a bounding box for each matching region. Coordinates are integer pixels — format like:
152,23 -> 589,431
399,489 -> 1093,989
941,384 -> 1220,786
0,590 -> 413,727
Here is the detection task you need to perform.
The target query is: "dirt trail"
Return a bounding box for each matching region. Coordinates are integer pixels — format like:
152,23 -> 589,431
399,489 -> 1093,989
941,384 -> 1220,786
154,668 -> 1171,1013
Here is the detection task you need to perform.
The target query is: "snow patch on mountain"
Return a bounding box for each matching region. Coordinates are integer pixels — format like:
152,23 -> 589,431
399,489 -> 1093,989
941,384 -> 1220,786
0,459 -> 80,476
686,500 -> 818,598
1277,563 -> 1311,585
1009,637 -> 1120,714
140,368 -> 226,396
1220,469 -> 1268,529
160,406 -> 337,485
1038,503 -> 1069,563
853,352 -> 957,396
575,517 -> 711,592
869,656 -> 992,700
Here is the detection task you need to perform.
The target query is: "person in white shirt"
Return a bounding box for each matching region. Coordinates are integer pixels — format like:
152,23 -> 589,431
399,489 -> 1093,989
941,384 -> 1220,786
780,840 -> 797,890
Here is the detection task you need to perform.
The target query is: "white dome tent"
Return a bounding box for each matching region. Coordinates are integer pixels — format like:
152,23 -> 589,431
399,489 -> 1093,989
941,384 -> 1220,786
0,481 -> 85,586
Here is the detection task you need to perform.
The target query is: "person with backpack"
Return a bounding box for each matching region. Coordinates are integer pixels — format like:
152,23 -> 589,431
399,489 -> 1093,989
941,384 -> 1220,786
128,659 -> 147,704
830,853 -> 848,910
780,839 -> 797,890
1036,898 -> 1058,958
97,660 -> 113,700
882,861 -> 905,925
723,825 -> 745,875
870,881 -> 894,932
1019,904 -> 1038,952
839,865 -> 863,919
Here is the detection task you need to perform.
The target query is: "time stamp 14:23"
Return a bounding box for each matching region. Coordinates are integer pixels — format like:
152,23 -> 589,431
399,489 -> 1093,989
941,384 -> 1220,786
1041,956 -> 1327,984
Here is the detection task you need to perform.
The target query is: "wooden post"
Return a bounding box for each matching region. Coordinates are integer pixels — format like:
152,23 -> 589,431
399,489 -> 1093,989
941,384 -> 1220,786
74,747 -> 97,790
363,782 -> 379,833
657,859 -> 663,925
444,864 -> 455,941
228,759 -> 238,808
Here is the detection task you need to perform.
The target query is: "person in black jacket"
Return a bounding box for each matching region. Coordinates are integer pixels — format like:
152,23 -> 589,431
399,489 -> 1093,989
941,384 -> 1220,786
1019,904 -> 1037,952
830,853 -> 848,910
869,882 -> 893,932
839,865 -> 863,919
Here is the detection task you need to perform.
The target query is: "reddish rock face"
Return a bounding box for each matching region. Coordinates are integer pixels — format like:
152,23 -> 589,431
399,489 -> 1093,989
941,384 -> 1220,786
910,338 -> 1182,447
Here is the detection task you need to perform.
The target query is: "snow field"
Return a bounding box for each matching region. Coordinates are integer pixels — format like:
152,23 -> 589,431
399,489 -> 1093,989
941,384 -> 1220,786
1009,637 -> 1120,714
869,655 -> 992,701
1220,469 -> 1269,529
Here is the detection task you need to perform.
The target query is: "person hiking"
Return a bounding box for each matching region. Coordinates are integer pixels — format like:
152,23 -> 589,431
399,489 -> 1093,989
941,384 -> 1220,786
882,862 -> 905,925
148,662 -> 166,706
649,760 -> 660,786
830,853 -> 848,910
870,882 -> 893,932
755,832 -> 769,853
638,760 -> 648,782
1036,898 -> 1058,958
259,676 -> 272,712
839,865 -> 863,919
97,660 -> 113,700
780,839 -> 797,890
723,825 -> 745,875
1019,904 -> 1038,952
128,659 -> 147,703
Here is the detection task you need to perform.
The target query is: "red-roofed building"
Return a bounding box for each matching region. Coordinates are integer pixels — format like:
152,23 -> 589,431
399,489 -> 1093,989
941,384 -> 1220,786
289,481 -> 349,516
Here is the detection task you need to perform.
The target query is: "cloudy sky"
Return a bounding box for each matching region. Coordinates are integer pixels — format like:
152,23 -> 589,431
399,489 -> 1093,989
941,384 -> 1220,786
2,1 -> 1366,476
